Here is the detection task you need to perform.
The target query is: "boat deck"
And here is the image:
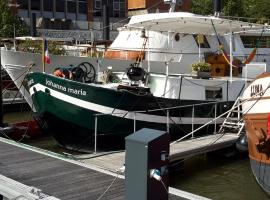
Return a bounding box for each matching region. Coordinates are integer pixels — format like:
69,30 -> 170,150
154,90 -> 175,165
0,137 -> 210,200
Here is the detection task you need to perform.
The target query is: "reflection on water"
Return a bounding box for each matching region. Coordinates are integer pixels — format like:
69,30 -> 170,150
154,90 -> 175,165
170,154 -> 269,200
3,111 -> 270,200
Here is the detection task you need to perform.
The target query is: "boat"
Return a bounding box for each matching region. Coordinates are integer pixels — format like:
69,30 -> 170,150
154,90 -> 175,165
242,72 -> 270,195
26,51 -> 249,152
1,11 -> 270,111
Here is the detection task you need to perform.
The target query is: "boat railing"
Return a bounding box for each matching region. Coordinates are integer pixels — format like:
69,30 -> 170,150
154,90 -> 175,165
92,100 -> 227,153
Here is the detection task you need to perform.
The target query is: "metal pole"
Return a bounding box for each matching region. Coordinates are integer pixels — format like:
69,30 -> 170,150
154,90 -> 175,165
133,112 -> 136,133
0,46 -> 3,127
192,106 -> 194,138
94,115 -> 97,154
214,103 -> 217,134
167,110 -> 169,133
229,21 -> 233,83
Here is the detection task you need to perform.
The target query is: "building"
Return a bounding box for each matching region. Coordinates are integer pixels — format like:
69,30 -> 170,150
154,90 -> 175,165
8,0 -> 128,40
7,0 -> 192,40
128,0 -> 191,15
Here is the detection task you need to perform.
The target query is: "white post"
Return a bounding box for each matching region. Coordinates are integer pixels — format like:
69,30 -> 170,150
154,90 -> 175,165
147,30 -> 151,73
229,21 -> 233,83
167,110 -> 170,133
94,115 -> 97,154
199,43 -> 201,62
133,112 -> 136,133
163,62 -> 169,96
214,103 -> 217,134
192,106 -> 194,138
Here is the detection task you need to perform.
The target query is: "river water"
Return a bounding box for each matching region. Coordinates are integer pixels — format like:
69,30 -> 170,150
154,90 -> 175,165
3,111 -> 270,200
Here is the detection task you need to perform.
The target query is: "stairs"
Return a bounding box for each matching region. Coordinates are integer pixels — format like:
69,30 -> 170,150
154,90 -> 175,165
219,97 -> 245,135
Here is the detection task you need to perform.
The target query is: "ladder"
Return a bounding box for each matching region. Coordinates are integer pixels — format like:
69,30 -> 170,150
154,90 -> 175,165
219,97 -> 245,136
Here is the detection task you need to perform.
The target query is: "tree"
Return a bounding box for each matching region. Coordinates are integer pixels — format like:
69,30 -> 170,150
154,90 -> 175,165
222,0 -> 245,17
0,1 -> 29,38
191,0 -> 213,16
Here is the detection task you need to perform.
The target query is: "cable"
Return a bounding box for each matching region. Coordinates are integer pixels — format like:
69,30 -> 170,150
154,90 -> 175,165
96,172 -> 119,200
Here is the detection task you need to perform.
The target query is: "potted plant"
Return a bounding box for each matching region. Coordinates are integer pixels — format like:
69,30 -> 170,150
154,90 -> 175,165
191,62 -> 211,79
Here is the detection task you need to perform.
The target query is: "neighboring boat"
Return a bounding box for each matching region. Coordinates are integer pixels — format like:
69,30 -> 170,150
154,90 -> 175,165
1,11 -> 270,110
242,73 -> 270,194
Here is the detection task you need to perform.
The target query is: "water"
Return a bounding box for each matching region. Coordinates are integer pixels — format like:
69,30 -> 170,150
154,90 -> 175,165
3,111 -> 270,200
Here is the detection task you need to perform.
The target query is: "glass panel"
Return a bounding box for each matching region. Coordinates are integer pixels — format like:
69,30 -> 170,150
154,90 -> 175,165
193,35 -> 210,48
67,1 -> 76,13
17,0 -> 28,10
241,36 -> 270,48
205,87 -> 223,100
95,0 -> 101,9
43,0 -> 53,11
56,0 -> 65,12
79,2 -> 87,14
31,0 -> 40,10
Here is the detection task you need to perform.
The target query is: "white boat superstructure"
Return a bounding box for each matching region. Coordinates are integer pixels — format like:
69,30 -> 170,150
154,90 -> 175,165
1,12 -> 270,110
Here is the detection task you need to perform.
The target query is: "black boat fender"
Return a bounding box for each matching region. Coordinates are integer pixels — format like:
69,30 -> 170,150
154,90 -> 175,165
236,133 -> 248,152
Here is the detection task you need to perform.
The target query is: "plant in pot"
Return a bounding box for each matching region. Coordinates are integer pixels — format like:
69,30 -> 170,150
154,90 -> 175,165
191,62 -> 211,79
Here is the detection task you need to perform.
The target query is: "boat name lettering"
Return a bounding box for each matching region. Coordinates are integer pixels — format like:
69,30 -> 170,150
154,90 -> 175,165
46,79 -> 87,96
250,84 -> 263,97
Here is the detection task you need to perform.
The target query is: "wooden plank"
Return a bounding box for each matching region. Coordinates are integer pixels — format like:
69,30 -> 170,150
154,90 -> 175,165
0,137 -> 186,200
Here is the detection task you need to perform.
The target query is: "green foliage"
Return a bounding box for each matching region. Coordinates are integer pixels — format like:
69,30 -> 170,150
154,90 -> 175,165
0,1 -> 29,38
191,62 -> 211,72
222,0 -> 245,17
191,0 -> 270,22
17,40 -> 66,55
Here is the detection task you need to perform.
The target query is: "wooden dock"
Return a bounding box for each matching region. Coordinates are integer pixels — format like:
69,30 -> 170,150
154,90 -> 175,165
79,133 -> 239,172
0,137 -> 210,200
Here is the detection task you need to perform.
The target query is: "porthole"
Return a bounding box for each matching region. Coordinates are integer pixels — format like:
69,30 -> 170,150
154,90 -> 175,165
174,33 -> 180,42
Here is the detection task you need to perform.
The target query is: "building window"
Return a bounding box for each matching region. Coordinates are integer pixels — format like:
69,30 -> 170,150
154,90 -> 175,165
241,36 -> 270,48
113,0 -> 125,17
31,0 -> 40,10
17,0 -> 28,10
79,0 -> 87,14
56,0 -> 65,12
43,0 -> 53,11
95,0 -> 102,9
67,0 -> 76,13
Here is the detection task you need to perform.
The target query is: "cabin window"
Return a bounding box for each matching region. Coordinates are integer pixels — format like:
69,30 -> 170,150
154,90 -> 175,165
241,36 -> 270,48
205,87 -> 223,100
193,34 -> 210,48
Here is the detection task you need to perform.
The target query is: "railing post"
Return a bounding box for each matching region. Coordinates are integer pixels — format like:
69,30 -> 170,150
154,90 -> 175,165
237,99 -> 240,121
134,112 -> 136,133
214,103 -> 217,134
192,106 -> 194,138
94,115 -> 98,154
167,109 -> 169,133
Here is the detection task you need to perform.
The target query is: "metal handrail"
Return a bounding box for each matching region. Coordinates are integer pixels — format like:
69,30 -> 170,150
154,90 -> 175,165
93,100 -> 222,153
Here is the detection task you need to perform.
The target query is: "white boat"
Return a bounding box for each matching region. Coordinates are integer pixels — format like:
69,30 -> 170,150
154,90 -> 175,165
1,11 -> 270,111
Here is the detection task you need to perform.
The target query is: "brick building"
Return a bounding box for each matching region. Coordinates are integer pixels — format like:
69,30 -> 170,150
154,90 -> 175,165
6,0 -> 191,40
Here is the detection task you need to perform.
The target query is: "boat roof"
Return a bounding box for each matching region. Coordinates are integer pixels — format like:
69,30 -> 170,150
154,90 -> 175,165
126,12 -> 268,35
